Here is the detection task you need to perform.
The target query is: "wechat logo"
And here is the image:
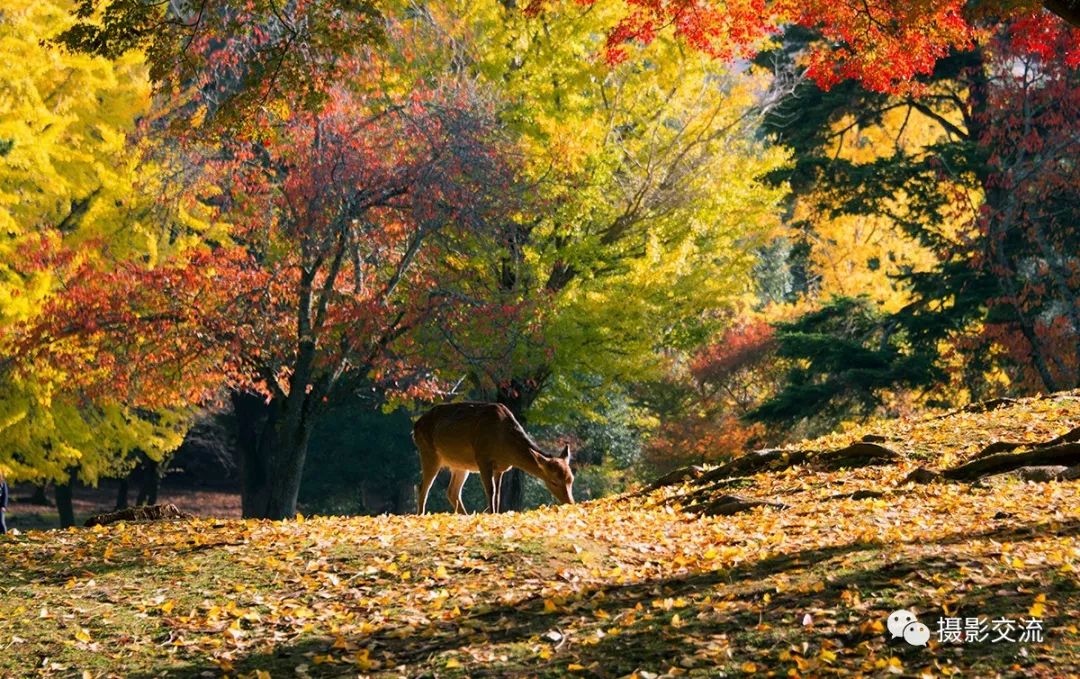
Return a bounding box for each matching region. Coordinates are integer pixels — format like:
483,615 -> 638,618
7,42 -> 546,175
888,609 -> 930,646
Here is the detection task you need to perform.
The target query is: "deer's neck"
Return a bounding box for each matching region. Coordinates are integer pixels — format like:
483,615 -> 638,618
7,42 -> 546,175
513,446 -> 547,479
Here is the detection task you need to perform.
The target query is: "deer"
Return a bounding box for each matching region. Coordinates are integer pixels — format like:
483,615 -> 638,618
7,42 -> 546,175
413,402 -> 574,514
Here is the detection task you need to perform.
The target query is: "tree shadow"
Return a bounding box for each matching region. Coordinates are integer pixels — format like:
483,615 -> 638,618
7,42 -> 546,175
131,516 -> 1080,677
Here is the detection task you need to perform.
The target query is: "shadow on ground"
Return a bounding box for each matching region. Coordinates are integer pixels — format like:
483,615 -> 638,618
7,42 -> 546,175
127,517 -> 1080,678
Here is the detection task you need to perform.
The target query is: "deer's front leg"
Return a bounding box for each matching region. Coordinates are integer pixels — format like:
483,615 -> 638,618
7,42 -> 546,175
492,470 -> 505,513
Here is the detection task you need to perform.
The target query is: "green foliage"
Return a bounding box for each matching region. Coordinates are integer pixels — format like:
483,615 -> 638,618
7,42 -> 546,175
749,297 -> 935,425
300,399 -> 419,516
757,22 -> 1080,406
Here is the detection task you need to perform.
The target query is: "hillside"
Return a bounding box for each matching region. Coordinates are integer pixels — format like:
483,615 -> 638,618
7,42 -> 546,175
3,393 -> 1080,678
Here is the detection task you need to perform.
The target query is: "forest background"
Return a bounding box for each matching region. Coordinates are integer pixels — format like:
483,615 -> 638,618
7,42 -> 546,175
1,0 -> 1078,523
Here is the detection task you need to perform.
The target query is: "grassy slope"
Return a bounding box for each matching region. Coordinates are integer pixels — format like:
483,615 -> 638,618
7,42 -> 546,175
3,393 -> 1080,678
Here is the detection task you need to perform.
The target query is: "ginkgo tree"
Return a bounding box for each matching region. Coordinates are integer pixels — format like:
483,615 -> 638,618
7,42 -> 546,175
376,0 -> 787,507
0,0 -> 190,503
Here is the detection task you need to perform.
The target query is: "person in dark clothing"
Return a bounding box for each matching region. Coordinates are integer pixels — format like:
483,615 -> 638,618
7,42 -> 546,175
0,472 -> 8,535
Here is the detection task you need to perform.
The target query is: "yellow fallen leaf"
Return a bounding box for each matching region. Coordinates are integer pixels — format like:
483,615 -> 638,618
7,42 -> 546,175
741,661 -> 758,673
445,658 -> 463,668
160,600 -> 175,614
543,599 -> 558,614
74,628 -> 91,643
355,649 -> 373,671
567,663 -> 586,671
1029,602 -> 1046,617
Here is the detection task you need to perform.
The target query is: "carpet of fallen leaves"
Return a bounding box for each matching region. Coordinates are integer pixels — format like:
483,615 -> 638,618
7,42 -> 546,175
3,393 -> 1080,678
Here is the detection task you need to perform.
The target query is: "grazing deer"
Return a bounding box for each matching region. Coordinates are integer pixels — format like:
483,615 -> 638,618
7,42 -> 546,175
413,402 -> 574,514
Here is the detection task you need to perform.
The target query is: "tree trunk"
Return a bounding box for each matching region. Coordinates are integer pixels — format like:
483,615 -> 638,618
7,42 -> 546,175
496,376 -> 545,512
30,483 -> 51,506
964,45 -> 1065,393
55,470 -> 76,528
230,389 -> 313,520
1045,0 -> 1080,27
263,417 -> 312,520
136,459 -> 159,506
499,469 -> 525,512
115,477 -> 129,510
231,390 -> 273,518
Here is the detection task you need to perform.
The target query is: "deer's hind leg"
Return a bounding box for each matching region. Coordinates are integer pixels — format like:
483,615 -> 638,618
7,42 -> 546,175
446,470 -> 469,514
477,459 -> 497,513
415,438 -> 440,515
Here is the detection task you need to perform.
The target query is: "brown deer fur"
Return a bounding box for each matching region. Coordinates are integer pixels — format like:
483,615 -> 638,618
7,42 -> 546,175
413,402 -> 574,514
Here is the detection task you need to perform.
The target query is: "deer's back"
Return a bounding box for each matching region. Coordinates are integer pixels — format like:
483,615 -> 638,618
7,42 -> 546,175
414,402 -> 526,470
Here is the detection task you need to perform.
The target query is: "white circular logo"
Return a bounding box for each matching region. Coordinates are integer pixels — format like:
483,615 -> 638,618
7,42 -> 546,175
887,609 -> 918,638
903,621 -> 931,646
887,609 -> 929,646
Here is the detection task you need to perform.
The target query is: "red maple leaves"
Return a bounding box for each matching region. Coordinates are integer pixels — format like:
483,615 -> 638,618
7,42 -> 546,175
22,58 -> 520,412
552,0 -> 1076,93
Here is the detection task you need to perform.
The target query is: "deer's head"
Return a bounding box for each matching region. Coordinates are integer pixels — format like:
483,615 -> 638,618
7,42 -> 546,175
541,443 -> 575,504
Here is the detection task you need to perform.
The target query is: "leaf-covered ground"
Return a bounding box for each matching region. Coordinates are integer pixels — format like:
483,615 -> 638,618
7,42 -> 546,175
3,393 -> 1080,678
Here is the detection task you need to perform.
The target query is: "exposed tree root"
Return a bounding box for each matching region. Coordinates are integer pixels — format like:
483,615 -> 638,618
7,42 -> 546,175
683,494 -> 787,516
694,442 -> 898,485
826,489 -> 888,501
973,425 -> 1080,459
647,465 -> 706,491
696,449 -> 810,484
903,467 -> 942,484
932,397 -> 1020,420
941,443 -> 1080,481
815,442 -> 899,468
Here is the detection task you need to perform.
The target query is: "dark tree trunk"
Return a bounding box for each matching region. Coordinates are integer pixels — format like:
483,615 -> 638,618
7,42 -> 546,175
499,469 -> 526,513
963,46 -> 1066,394
115,477 -> 129,510
230,389 -> 314,520
136,459 -> 159,506
496,376 -> 545,512
231,390 -> 273,518
1045,0 -> 1080,27
30,484 -> 51,506
263,417 -> 312,520
55,470 -> 76,528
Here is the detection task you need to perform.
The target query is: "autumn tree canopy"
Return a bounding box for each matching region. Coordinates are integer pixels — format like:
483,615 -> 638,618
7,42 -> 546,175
0,0 -> 189,490
4,0 -> 1079,517
57,0 -> 1080,107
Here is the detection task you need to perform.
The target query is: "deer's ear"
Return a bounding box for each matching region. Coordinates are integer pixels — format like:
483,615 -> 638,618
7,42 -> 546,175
560,443 -> 571,460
